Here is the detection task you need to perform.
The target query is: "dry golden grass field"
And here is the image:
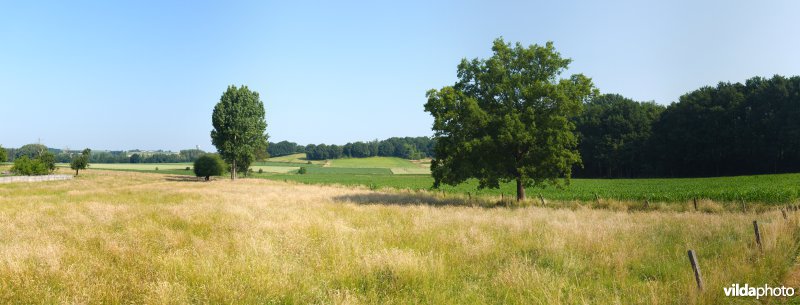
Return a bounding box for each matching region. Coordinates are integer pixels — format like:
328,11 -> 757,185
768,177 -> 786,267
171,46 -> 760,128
0,169 -> 798,304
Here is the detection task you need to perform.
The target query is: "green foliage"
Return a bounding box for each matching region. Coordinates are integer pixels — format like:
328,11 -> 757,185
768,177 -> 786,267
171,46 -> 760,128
194,154 -> 227,181
305,137 -> 435,160
425,38 -> 595,200
574,94 -> 664,177
38,151 -> 56,172
11,156 -> 49,175
652,75 -> 800,177
211,85 -> 269,179
70,149 -> 91,176
297,167 -> 307,174
268,140 -> 304,157
0,145 -> 7,163
14,143 -> 48,159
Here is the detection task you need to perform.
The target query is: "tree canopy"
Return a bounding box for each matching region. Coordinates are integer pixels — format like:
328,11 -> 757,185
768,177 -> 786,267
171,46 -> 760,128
0,145 -> 7,163
210,85 -> 269,180
70,149 -> 91,176
194,154 -> 227,181
15,143 -> 48,159
425,38 -> 595,201
574,94 -> 664,178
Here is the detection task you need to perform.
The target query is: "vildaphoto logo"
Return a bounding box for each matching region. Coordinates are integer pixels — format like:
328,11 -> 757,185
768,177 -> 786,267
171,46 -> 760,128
723,284 -> 795,299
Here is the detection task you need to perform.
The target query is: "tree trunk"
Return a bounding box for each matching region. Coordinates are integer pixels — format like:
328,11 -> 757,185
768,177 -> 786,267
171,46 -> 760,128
231,159 -> 237,180
75,169 -> 79,176
516,176 -> 526,201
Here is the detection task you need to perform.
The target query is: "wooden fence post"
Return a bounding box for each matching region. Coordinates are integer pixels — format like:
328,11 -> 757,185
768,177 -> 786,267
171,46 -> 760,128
753,220 -> 762,252
539,193 -> 545,206
688,250 -> 704,291
693,198 -> 698,211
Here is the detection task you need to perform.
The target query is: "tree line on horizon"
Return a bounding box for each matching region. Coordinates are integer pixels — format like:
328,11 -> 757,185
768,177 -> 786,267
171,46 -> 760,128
1,145 -> 206,164
267,137 -> 435,161
576,75 -> 800,178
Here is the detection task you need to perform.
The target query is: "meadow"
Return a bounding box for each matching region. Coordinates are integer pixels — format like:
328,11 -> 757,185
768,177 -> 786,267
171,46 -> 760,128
0,169 -> 797,304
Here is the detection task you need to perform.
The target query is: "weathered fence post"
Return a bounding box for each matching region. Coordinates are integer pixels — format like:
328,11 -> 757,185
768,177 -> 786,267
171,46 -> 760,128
693,198 -> 698,211
753,220 -> 762,252
741,197 -> 746,212
688,250 -> 704,291
539,193 -> 545,206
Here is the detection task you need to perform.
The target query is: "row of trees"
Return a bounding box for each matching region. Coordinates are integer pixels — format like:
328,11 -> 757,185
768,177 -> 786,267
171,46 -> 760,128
576,75 -> 800,178
2,144 -> 205,164
267,141 -> 305,157
304,137 -> 434,160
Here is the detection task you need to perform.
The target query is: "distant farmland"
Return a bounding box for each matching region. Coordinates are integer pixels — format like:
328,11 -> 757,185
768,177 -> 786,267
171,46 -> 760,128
75,155 -> 800,205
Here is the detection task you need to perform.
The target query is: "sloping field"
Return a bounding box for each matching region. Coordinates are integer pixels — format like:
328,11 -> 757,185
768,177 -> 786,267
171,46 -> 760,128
267,153 -> 323,165
329,157 -> 420,168
390,167 -> 431,175
0,170 -> 796,304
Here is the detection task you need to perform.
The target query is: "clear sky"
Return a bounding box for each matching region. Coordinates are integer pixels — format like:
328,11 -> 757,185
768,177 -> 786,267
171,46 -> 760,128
1,1 -> 799,151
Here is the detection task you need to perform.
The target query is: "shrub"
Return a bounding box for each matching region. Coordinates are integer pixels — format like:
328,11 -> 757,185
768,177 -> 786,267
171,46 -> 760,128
11,156 -> 49,176
298,167 -> 307,174
258,168 -> 263,174
155,167 -> 159,171
194,154 -> 227,181
185,167 -> 191,171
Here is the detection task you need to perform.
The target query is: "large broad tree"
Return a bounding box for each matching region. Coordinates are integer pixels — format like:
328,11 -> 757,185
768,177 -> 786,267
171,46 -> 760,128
211,85 -> 269,180
424,38 -> 595,201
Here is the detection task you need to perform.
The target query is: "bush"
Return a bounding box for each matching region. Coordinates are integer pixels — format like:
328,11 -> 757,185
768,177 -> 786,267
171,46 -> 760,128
258,168 -> 263,174
185,167 -> 191,171
11,156 -> 49,176
194,154 -> 227,181
298,167 -> 307,174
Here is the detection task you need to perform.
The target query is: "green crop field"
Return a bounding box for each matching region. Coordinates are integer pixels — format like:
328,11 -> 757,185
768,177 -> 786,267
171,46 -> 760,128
256,172 -> 800,205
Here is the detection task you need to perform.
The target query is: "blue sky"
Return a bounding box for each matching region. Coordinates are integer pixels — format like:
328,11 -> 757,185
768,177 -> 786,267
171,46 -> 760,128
1,1 -> 799,151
